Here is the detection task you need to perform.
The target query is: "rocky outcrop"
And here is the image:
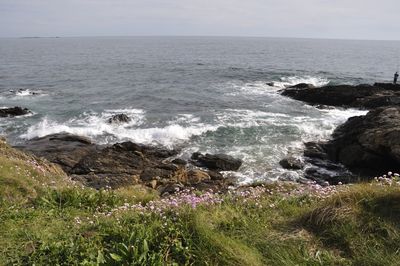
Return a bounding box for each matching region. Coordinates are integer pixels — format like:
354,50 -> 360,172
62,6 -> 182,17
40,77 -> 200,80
107,114 -> 131,124
288,83 -> 316,89
303,107 -> 400,183
303,142 -> 355,185
17,133 -> 239,191
281,83 -> 400,109
17,133 -> 97,173
324,107 -> 400,176
191,152 -> 242,171
0,107 -> 31,117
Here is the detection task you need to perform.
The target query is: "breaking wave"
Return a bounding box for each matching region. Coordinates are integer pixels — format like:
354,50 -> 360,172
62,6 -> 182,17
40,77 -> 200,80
20,109 -> 219,148
270,76 -> 330,88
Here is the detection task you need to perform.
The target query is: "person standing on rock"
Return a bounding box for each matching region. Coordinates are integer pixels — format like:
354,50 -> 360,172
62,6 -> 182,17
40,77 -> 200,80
394,72 -> 399,84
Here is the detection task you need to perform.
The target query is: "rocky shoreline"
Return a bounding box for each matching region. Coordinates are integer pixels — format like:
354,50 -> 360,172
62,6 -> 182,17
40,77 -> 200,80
281,82 -> 400,184
3,82 -> 400,192
16,133 -> 242,194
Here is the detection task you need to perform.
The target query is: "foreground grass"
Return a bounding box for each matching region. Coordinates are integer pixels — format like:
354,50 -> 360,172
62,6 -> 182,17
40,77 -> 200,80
1,140 -> 400,265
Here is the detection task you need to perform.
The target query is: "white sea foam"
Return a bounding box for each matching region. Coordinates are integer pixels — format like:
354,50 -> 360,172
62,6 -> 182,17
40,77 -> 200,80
20,109 -> 219,148
15,89 -> 44,97
19,101 -> 368,182
227,76 -> 329,97
271,76 -> 330,88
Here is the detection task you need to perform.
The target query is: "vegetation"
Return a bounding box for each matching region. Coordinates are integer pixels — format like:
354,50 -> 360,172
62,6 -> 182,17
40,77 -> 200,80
1,139 -> 400,265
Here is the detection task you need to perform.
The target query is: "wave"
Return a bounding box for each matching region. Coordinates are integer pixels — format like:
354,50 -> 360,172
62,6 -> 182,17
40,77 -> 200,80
226,76 -> 329,97
270,76 -> 329,89
20,109 -> 219,148
14,89 -> 44,97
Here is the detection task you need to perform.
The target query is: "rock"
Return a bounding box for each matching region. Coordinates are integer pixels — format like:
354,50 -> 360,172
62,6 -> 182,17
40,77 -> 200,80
266,82 -> 275,86
302,142 -> 356,184
17,133 -> 97,173
171,158 -> 187,166
17,133 -> 234,192
187,170 -> 211,184
140,167 -> 174,182
191,153 -> 242,171
208,171 -> 224,180
303,142 -> 328,160
323,107 -> 400,176
107,114 -> 131,124
279,156 -> 304,170
288,83 -> 315,89
149,180 -> 158,189
304,166 -> 354,185
71,145 -> 145,175
191,152 -> 202,160
158,183 -> 184,196
373,83 -> 400,90
302,106 -> 400,183
0,106 -> 31,117
281,83 -> 400,109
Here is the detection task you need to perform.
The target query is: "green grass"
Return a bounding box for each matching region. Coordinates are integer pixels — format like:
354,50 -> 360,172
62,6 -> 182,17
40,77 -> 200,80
1,140 -> 400,265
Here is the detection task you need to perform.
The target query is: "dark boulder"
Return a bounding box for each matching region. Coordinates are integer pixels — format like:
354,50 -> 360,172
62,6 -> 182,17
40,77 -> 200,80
323,106 -> 400,176
373,83 -> 400,90
191,152 -> 242,171
288,83 -> 315,89
281,83 -> 400,109
0,107 -> 31,117
279,156 -> 304,170
17,133 -> 233,192
302,142 -> 355,184
107,114 -> 131,124
70,145 -> 146,175
17,133 -> 97,173
302,107 -> 400,183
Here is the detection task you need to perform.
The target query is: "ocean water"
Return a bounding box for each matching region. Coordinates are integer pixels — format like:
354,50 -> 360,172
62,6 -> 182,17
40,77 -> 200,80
1,36 -> 399,183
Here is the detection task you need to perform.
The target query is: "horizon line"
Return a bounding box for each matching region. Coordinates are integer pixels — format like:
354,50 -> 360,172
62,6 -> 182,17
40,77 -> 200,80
1,34 -> 400,42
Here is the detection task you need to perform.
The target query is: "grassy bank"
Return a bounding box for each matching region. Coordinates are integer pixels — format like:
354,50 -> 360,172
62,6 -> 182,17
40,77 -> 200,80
1,139 -> 400,265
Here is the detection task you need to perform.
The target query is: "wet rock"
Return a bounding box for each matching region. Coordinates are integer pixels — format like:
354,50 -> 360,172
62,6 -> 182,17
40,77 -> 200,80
302,142 -> 355,184
17,133 -> 234,192
279,156 -> 304,170
191,152 -> 202,160
302,106 -> 400,183
288,83 -> 315,89
324,106 -> 400,176
0,106 -> 31,117
373,83 -> 400,90
304,166 -> 354,185
191,153 -> 242,171
107,114 -> 131,124
281,83 -> 400,109
303,142 -> 328,160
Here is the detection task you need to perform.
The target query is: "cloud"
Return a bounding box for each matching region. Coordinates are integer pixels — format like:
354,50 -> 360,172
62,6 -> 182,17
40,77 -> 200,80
0,0 -> 399,39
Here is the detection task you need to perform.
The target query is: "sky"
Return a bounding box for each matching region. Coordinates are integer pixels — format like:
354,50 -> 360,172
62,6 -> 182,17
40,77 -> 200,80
1,0 -> 399,40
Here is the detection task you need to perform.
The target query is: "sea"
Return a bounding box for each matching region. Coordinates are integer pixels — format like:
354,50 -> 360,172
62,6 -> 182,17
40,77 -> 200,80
1,36 -> 399,183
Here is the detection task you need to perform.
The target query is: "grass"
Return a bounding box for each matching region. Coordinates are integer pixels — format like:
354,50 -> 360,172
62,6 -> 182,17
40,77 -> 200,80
1,139 -> 400,265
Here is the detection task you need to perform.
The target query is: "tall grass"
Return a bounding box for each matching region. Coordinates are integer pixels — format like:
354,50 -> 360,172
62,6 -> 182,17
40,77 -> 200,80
1,141 -> 400,265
